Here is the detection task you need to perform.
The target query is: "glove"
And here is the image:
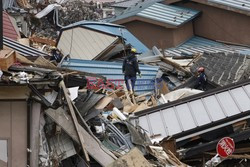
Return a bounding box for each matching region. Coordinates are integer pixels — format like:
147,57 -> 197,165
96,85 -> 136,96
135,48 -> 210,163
139,73 -> 142,78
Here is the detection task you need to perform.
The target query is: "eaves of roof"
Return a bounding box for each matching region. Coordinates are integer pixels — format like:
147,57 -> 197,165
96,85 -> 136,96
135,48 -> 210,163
107,2 -> 200,27
58,21 -> 148,53
192,0 -> 250,16
134,79 -> 250,141
135,79 -> 250,117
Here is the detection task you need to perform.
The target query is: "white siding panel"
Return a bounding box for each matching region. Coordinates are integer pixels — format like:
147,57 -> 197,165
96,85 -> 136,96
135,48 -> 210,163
58,27 -> 118,60
162,108 -> 182,136
148,112 -> 167,138
244,85 -> 250,97
135,82 -> 250,141
57,29 -> 72,57
176,104 -> 196,131
138,116 -> 151,136
217,92 -> 241,116
203,96 -> 225,121
189,100 -> 211,126
231,87 -> 250,112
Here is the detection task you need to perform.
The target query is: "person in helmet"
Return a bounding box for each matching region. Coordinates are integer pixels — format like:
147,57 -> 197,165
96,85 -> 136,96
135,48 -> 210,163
50,46 -> 62,63
194,67 -> 207,90
122,47 -> 141,93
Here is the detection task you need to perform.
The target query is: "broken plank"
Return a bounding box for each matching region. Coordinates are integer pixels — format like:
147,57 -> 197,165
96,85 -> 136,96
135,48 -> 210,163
29,36 -> 56,46
134,102 -> 149,113
123,104 -> 139,114
45,107 -> 116,166
60,81 -> 90,162
160,57 -> 191,76
34,56 -> 56,68
151,95 -> 157,107
107,148 -> 152,167
95,96 -> 113,110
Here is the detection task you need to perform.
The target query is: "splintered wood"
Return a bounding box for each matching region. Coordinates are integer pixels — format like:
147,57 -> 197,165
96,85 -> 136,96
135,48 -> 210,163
148,146 -> 187,167
107,148 -> 152,167
34,56 -> 56,68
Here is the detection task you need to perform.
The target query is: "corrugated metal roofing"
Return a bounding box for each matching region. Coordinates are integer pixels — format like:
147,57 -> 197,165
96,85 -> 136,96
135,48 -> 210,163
4,37 -> 50,57
107,2 -> 200,27
112,0 -> 162,8
3,11 -> 19,41
62,59 -> 159,94
137,3 -> 200,26
165,36 -> 250,56
133,80 -> 250,142
208,0 -> 250,12
60,21 -> 148,53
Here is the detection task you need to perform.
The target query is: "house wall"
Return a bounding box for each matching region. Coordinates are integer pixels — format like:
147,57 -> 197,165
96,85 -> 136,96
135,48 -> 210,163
57,27 -> 118,60
122,20 -> 193,49
0,101 -> 27,167
177,2 -> 250,45
173,21 -> 194,46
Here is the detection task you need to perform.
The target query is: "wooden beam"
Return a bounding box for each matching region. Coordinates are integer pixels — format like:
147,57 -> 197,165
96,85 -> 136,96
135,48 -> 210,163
107,148 -> 152,167
59,81 -> 90,162
160,57 -> 192,76
45,107 -> 116,166
29,36 -> 56,46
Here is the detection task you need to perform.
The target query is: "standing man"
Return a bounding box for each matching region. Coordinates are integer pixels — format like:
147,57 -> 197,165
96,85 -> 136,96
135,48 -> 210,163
122,48 -> 141,93
194,67 -> 207,90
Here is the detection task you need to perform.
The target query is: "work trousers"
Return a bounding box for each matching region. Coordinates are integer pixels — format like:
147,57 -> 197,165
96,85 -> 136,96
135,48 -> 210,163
124,75 -> 136,91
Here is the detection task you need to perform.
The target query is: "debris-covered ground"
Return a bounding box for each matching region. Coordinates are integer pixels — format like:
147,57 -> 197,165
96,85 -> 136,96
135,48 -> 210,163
2,0 -> 250,166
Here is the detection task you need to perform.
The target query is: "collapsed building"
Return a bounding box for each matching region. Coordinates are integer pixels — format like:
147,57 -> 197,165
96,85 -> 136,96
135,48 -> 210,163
1,0 -> 250,166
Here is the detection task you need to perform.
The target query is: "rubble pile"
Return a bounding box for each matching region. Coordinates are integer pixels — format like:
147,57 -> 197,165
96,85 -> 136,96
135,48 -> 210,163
2,0 -> 250,166
31,16 -> 59,39
58,0 -> 101,26
0,50 -> 189,166
30,0 -> 101,39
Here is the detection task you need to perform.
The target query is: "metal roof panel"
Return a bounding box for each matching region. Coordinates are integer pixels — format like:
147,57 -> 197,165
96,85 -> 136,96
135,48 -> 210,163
60,21 -> 148,53
133,80 -> 250,142
3,37 -> 49,57
112,0 -> 162,8
107,3 -> 200,26
208,0 -> 250,12
165,36 -> 250,56
62,59 -> 159,94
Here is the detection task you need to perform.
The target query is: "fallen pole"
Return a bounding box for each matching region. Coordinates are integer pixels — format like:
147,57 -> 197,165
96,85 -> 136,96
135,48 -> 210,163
59,80 -> 90,163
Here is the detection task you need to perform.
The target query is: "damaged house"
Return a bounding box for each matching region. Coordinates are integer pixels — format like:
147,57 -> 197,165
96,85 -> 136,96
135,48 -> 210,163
131,79 -> 250,166
108,0 -> 250,52
106,1 -> 200,49
56,21 -> 148,60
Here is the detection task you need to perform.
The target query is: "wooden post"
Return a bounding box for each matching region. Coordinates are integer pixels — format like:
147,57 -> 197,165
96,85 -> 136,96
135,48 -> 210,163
59,80 -> 90,163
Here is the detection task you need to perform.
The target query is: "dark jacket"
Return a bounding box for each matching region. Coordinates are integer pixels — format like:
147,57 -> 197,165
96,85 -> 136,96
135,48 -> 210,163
195,72 -> 207,90
122,54 -> 141,77
50,49 -> 62,63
